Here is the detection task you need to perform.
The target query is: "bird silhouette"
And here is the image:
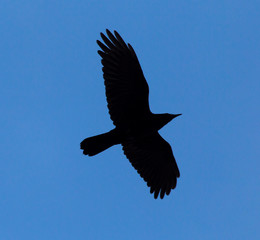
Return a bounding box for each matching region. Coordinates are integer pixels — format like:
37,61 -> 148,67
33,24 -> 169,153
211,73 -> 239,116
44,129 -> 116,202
81,29 -> 181,199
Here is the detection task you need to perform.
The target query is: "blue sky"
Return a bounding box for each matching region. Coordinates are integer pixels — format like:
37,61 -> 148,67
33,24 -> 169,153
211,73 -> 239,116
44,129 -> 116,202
1,1 -> 259,239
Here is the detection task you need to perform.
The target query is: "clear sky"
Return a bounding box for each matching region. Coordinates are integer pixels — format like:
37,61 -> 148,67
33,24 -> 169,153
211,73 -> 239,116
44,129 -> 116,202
1,1 -> 259,239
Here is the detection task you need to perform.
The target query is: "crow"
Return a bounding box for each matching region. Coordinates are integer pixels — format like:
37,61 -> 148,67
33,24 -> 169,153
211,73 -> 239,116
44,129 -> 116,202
80,29 -> 181,199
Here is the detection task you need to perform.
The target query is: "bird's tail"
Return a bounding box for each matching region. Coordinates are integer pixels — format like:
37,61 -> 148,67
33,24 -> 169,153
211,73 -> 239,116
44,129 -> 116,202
80,129 -> 121,156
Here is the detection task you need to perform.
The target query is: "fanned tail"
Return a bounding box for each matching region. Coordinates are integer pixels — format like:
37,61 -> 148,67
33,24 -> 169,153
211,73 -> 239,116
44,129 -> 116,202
80,129 -> 121,156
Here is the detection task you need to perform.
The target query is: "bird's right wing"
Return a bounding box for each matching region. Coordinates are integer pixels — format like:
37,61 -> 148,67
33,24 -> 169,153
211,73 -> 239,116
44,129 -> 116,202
97,29 -> 151,128
122,132 -> 180,199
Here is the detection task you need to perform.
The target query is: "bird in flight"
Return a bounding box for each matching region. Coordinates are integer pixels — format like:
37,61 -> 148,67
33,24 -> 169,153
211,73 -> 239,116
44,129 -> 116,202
81,29 -> 181,199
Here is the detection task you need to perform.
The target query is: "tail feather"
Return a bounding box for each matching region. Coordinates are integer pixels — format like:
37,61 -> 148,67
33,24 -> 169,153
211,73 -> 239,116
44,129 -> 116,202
80,129 -> 120,156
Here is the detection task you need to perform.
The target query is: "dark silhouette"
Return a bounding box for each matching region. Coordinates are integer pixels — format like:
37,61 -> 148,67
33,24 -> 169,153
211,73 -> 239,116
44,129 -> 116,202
81,30 -> 181,199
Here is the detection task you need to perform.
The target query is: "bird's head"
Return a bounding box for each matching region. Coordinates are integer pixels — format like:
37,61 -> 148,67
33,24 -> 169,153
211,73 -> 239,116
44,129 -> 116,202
153,113 -> 182,131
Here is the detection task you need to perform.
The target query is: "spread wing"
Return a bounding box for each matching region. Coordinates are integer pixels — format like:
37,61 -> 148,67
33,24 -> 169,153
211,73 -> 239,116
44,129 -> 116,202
97,29 -> 151,128
122,132 -> 180,199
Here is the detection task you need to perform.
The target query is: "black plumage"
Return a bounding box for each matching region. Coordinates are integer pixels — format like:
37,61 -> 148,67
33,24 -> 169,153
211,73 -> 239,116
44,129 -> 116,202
81,30 -> 181,199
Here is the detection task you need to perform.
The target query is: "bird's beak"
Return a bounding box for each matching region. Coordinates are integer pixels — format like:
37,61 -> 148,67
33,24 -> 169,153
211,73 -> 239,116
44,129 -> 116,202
172,113 -> 182,120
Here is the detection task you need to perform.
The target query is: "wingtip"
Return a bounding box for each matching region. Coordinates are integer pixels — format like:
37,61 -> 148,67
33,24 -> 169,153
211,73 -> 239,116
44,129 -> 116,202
160,191 -> 165,199
106,29 -> 111,34
154,188 -> 160,199
100,32 -> 105,38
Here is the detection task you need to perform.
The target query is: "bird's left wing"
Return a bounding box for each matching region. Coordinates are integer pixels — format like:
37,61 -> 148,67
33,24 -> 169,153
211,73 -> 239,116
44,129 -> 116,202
97,29 -> 151,128
122,132 -> 180,199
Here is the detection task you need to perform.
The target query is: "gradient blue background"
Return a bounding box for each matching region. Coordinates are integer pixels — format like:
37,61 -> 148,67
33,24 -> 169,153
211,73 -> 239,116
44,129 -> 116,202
1,1 -> 259,239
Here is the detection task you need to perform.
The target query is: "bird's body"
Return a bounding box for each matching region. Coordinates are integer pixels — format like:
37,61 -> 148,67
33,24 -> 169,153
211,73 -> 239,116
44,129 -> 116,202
81,30 -> 181,199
